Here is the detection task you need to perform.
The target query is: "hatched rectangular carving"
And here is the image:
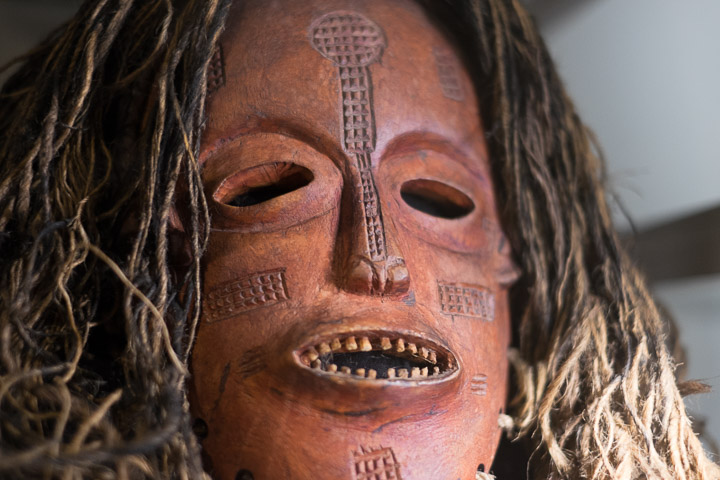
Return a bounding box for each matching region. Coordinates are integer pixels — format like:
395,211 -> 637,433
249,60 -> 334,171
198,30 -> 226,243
438,283 -> 494,321
471,374 -> 488,396
204,269 -> 289,323
340,66 -> 374,153
433,46 -> 464,101
353,445 -> 402,480
207,45 -> 225,94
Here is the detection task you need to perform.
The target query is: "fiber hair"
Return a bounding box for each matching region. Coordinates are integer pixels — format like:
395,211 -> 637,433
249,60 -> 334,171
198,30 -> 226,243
0,0 -> 716,479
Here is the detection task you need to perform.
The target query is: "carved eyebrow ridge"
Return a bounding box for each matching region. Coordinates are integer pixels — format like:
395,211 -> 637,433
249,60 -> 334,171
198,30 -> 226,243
199,121 -> 349,171
380,131 -> 490,185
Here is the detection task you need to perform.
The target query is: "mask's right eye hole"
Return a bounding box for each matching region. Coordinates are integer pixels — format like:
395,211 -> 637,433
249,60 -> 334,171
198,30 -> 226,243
400,179 -> 474,219
214,162 -> 313,207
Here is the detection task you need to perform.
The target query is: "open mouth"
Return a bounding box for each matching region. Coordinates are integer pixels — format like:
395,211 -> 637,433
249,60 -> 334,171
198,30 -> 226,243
295,332 -> 457,381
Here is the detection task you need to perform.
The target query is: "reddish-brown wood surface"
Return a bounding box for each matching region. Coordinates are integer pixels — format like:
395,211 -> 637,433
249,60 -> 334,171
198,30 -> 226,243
188,1 -> 519,478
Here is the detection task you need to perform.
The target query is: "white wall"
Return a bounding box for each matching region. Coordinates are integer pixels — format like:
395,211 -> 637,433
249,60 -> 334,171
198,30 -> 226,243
530,0 -> 720,229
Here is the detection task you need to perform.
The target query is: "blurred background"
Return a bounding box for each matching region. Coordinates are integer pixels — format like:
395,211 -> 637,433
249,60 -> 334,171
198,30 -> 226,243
1,0 -> 718,455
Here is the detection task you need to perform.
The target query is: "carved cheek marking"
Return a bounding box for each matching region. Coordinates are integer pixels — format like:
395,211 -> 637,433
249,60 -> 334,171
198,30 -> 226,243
206,44 -> 226,94
203,268 -> 289,323
437,282 -> 495,322
352,445 -> 403,480
471,374 -> 488,396
236,346 -> 267,380
309,11 -> 388,262
432,45 -> 465,102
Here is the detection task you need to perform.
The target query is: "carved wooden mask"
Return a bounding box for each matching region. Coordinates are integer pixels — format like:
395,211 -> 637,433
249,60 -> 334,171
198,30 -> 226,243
188,0 -> 519,478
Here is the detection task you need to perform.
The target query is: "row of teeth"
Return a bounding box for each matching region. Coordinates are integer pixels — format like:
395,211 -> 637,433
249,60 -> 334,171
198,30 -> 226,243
298,335 -> 454,380
309,362 -> 441,379
301,336 -> 440,364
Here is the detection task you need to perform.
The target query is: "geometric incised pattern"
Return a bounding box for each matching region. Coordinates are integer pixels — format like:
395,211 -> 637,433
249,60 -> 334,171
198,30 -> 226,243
438,283 -> 495,321
357,153 -> 385,259
310,11 -> 385,68
340,66 -> 374,153
352,445 -> 402,480
204,269 -> 289,323
432,46 -> 464,102
207,45 -> 225,94
471,374 -> 488,396
310,11 -> 388,261
237,347 -> 266,379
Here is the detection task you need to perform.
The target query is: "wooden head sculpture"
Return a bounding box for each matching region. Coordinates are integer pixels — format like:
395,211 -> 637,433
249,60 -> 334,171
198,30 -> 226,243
2,0 -> 717,479
189,1 -> 518,478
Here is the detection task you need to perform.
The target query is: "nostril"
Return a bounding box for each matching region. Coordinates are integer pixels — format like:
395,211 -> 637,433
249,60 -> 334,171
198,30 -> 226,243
342,256 -> 410,296
385,260 -> 409,295
344,256 -> 377,295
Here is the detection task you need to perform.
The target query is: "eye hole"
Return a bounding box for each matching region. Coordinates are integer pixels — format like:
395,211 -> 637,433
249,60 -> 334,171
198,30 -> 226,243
400,179 -> 474,219
214,162 -> 313,207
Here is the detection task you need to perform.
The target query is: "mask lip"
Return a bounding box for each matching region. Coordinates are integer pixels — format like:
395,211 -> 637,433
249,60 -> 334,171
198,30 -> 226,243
293,329 -> 459,383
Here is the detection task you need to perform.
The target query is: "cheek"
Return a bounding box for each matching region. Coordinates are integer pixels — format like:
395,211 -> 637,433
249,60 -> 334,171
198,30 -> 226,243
201,206 -> 340,314
190,208 -> 339,411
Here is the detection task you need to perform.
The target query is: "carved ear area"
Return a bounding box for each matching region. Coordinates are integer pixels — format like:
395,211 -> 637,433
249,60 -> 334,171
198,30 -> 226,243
495,234 -> 522,288
400,178 -> 474,219
213,162 -> 313,208
168,230 -> 192,269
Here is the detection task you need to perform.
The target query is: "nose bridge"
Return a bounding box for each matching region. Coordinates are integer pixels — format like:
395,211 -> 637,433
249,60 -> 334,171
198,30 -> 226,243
343,157 -> 410,296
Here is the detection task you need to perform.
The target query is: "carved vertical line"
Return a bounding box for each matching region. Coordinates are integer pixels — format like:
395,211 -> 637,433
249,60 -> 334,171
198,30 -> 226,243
357,153 -> 386,261
310,11 -> 388,262
340,65 -> 374,154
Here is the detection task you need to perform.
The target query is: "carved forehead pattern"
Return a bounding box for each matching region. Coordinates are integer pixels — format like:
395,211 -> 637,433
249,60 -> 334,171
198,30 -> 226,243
310,11 -> 386,67
309,11 -> 391,266
433,46 -> 465,102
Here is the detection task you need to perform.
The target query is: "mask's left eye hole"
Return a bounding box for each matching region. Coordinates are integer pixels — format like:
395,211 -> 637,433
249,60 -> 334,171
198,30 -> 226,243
400,179 -> 474,219
214,162 -> 313,207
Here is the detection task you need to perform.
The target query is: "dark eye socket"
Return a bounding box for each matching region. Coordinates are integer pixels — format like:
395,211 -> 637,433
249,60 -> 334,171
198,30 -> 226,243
214,162 -> 313,207
400,179 -> 474,219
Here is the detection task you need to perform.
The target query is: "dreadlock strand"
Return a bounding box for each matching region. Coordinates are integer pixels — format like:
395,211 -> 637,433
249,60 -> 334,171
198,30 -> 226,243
0,0 -> 231,477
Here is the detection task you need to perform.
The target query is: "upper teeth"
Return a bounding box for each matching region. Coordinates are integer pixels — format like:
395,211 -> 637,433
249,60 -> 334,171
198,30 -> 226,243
297,334 -> 454,380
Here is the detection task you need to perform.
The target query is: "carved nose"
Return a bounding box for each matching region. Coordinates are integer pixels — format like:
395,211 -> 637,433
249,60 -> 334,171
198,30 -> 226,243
344,255 -> 410,296
338,165 -> 410,297
338,166 -> 411,297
